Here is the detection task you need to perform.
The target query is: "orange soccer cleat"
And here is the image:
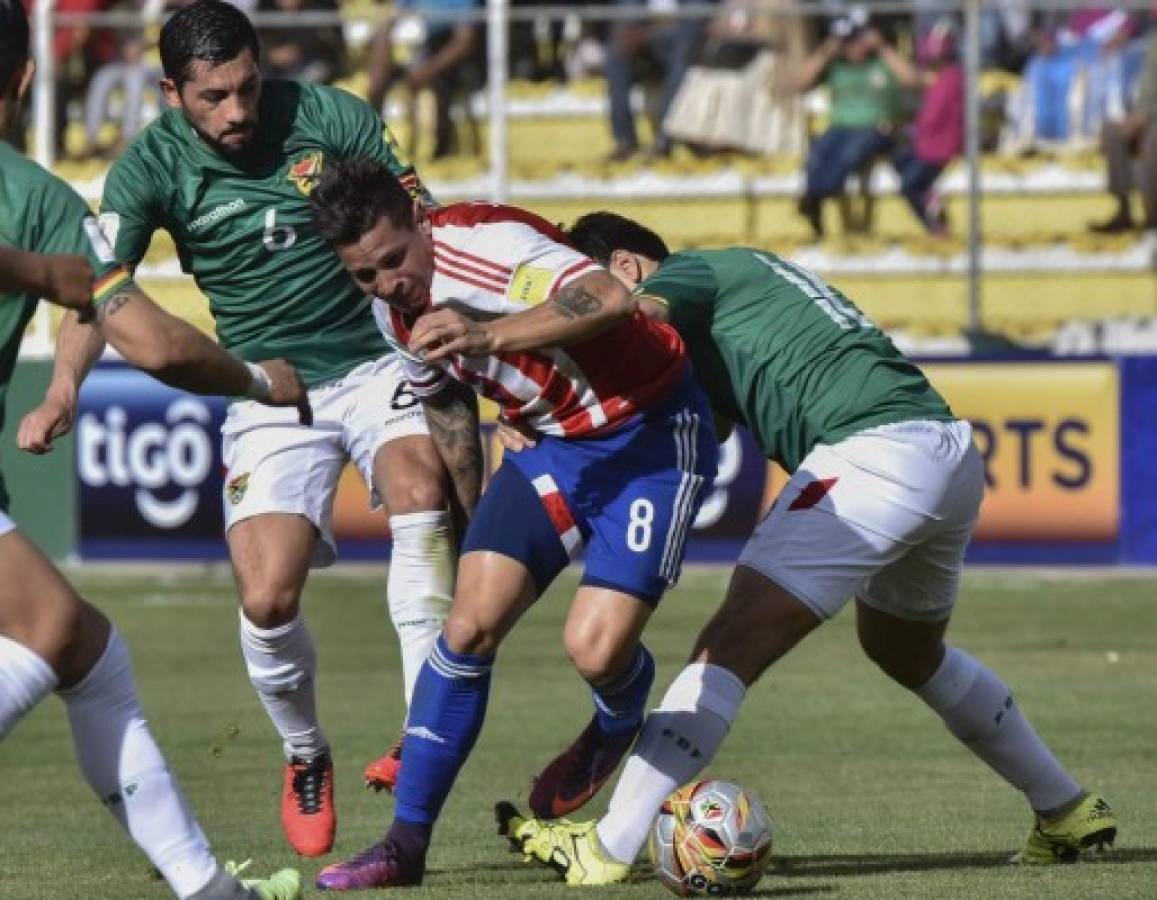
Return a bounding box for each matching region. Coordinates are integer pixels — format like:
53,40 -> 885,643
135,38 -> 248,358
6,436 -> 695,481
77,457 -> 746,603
281,752 -> 335,857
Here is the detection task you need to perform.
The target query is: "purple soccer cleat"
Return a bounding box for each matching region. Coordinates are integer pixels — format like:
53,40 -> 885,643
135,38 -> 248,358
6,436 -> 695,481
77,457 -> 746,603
315,839 -> 424,891
529,715 -> 641,819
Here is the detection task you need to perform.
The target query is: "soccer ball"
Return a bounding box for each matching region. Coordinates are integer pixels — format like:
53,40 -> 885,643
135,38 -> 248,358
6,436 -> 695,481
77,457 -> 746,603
648,780 -> 773,896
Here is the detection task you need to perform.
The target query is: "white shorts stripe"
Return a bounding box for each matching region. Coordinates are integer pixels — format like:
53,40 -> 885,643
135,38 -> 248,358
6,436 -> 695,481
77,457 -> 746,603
660,411 -> 702,582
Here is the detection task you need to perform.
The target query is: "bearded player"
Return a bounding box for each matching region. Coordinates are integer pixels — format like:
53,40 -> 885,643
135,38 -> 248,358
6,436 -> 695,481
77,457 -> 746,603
21,0 -> 453,857
0,2 -> 307,893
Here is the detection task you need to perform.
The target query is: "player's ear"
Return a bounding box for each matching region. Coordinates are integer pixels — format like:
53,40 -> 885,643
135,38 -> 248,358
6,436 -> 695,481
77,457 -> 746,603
608,249 -> 641,287
160,77 -> 181,110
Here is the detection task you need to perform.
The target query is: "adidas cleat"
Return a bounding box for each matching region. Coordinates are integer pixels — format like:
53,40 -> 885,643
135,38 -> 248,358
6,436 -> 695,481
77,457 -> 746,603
282,752 -> 335,857
224,861 -> 303,900
363,734 -> 404,793
1012,794 -> 1117,864
495,801 -> 632,886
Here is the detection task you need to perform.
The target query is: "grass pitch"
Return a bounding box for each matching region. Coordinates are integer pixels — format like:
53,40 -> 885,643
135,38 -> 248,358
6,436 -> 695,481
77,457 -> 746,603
1,568 -> 1155,898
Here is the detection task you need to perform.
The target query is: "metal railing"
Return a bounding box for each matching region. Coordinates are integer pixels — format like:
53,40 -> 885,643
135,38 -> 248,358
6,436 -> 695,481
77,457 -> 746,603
26,0 -> 1157,348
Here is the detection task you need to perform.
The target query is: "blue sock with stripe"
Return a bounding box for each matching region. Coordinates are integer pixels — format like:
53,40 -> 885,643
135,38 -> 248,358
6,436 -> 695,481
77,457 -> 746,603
591,644 -> 655,735
392,634 -> 494,830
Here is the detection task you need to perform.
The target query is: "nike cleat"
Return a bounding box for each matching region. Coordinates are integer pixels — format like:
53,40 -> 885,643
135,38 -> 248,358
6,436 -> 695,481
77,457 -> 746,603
1012,794 -> 1118,864
225,861 -> 303,900
529,716 -> 640,819
315,839 -> 424,890
496,801 -> 631,886
282,752 -> 336,857
364,735 -> 404,793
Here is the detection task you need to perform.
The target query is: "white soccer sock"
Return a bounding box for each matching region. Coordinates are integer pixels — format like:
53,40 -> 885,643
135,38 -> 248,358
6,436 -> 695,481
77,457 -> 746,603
918,646 -> 1083,814
0,633 -> 58,738
597,663 -> 746,864
239,612 -> 327,761
387,511 -> 454,707
60,629 -> 221,899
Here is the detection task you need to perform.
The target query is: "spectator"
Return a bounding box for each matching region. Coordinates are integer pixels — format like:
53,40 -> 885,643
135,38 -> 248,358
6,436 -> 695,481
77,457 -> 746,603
795,8 -> 909,238
603,0 -> 713,162
890,20 -> 964,235
364,0 -> 481,159
256,0 -> 345,83
78,1 -> 162,159
1090,28 -> 1157,233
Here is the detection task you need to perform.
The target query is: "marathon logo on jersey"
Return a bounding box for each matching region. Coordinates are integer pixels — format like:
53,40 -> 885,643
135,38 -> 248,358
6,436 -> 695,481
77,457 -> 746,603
76,365 -> 228,556
288,151 -> 324,195
188,198 -> 248,234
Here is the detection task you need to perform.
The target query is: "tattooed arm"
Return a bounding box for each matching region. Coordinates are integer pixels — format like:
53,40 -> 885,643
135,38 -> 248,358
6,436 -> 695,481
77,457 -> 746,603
421,379 -> 483,537
409,270 -> 638,362
92,285 -> 308,412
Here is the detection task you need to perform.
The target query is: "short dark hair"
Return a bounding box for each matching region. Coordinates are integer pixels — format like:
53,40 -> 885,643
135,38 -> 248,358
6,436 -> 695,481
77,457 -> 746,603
311,158 -> 416,247
160,0 -> 260,88
0,0 -> 30,90
567,212 -> 670,267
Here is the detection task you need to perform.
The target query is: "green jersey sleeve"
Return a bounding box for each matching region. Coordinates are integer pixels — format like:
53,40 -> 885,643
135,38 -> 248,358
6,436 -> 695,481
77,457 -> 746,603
635,252 -> 719,332
99,147 -> 162,268
35,173 -> 135,305
313,85 -> 434,204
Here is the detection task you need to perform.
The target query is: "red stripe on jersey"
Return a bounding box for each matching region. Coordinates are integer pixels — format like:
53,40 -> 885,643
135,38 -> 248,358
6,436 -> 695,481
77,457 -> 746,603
435,261 -> 508,296
433,240 -> 512,278
434,250 -> 508,292
389,306 -> 413,344
430,202 -> 573,246
550,258 -> 600,293
504,351 -> 594,434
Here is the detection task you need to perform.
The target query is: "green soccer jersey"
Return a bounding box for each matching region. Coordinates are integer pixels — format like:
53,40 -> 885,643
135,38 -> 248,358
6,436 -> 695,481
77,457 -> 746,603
637,248 -> 954,473
101,79 -> 427,386
0,140 -> 135,509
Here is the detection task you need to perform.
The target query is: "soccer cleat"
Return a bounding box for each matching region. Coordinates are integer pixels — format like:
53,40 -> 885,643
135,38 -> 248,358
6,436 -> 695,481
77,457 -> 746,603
1012,794 -> 1118,864
496,801 -> 631,886
363,734 -> 404,793
529,715 -> 640,819
225,861 -> 303,900
315,839 -> 424,890
281,752 -> 335,857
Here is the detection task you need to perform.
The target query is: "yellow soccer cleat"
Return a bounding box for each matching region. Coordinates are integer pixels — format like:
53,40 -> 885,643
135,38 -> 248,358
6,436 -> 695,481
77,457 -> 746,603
1012,794 -> 1117,864
495,801 -> 632,886
225,860 -> 303,899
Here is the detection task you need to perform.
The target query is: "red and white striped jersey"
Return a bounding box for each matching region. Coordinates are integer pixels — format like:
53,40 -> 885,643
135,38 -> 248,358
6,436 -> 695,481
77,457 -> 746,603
373,202 -> 687,438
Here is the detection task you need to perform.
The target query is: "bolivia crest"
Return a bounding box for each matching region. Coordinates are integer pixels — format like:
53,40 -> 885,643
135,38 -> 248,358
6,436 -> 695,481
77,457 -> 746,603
288,151 -> 324,195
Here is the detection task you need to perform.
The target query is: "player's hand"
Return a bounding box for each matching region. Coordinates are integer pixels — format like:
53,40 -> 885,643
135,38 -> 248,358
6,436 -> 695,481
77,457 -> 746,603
254,359 -> 314,426
409,309 -> 495,363
18,393 -> 76,454
41,255 -> 95,311
495,414 -> 538,452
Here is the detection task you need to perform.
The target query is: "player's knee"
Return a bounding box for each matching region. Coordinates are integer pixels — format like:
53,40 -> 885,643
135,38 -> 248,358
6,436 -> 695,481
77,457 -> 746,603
563,624 -> 633,685
442,612 -> 501,657
35,597 -> 109,687
380,442 -> 448,515
859,633 -> 942,691
239,582 -> 303,629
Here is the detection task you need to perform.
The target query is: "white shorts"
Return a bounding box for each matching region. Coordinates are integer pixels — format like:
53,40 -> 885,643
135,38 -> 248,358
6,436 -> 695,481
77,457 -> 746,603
738,419 -> 984,623
221,355 -> 429,567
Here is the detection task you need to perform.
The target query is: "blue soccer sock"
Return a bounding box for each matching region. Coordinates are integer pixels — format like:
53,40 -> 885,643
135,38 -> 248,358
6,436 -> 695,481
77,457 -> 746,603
391,634 -> 494,835
591,644 -> 655,735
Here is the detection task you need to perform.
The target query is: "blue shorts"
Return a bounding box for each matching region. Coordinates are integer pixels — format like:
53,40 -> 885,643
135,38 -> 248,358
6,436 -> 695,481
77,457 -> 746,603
462,375 -> 717,604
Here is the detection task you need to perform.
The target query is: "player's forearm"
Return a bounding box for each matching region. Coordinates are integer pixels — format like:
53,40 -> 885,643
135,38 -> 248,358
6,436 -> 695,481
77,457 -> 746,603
48,310 -> 108,407
489,273 -> 637,353
422,381 -> 483,524
96,285 -> 256,397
